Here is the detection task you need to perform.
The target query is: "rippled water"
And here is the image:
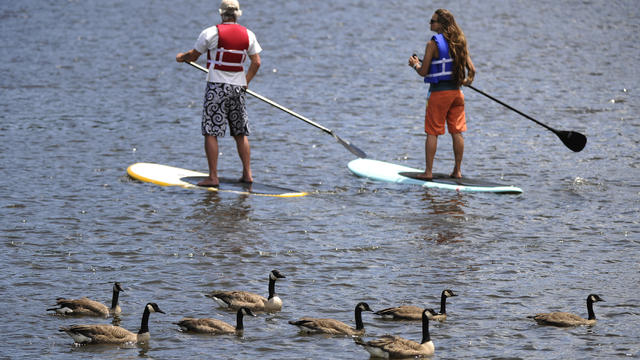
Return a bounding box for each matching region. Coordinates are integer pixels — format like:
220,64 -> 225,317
1,0 -> 639,359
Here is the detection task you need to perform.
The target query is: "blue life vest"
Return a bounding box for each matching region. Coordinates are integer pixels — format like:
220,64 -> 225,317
424,33 -> 453,84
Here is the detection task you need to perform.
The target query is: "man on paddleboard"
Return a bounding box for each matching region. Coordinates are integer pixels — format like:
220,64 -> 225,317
408,9 -> 475,180
176,0 -> 261,186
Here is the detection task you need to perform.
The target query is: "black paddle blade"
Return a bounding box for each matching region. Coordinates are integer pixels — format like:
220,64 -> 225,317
555,130 -> 587,152
333,132 -> 367,158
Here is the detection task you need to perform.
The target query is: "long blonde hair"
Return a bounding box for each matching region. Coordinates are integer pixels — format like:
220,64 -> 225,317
434,9 -> 469,87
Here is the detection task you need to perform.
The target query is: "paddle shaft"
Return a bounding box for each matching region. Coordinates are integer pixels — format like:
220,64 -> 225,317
246,90 -> 332,134
466,85 -> 587,151
186,61 -> 366,157
466,85 -> 555,132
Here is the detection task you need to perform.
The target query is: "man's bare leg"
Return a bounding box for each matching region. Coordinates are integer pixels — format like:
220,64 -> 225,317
198,135 -> 219,187
234,135 -> 253,183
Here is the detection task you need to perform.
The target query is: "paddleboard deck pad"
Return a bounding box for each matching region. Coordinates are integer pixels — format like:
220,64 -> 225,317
127,163 -> 307,197
348,158 -> 522,194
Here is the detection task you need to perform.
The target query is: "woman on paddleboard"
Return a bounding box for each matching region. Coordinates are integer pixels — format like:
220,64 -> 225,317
408,9 -> 475,180
176,0 -> 261,187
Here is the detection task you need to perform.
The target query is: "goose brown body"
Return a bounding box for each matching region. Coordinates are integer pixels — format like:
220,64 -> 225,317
59,302 -> 164,345
375,305 -> 423,321
357,308 -> 435,358
176,307 -> 255,334
48,282 -> 124,317
60,324 -> 139,344
289,302 -> 373,336
530,294 -> 604,327
374,289 -> 457,321
206,270 -> 286,313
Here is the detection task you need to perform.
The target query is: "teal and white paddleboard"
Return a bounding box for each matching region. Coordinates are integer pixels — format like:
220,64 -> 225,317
348,158 -> 522,194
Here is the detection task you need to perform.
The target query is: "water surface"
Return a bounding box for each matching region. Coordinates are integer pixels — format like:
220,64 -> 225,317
1,0 -> 639,359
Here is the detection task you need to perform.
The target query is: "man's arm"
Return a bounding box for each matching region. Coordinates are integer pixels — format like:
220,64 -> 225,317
176,49 -> 202,63
245,53 -> 261,86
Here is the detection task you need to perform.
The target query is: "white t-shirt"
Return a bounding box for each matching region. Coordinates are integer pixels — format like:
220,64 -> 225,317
194,22 -> 262,86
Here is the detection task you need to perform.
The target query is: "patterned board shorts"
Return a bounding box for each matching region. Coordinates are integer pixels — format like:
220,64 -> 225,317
202,82 -> 250,137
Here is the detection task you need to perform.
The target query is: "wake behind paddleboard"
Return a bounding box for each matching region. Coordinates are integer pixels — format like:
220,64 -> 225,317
127,163 -> 307,197
348,158 -> 522,194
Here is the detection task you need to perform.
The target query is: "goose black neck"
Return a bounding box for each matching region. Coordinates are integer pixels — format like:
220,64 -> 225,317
439,293 -> 447,314
111,289 -> 120,309
138,306 -> 150,334
354,307 -> 365,330
236,309 -> 245,330
586,297 -> 596,320
268,277 -> 276,299
421,312 -> 431,343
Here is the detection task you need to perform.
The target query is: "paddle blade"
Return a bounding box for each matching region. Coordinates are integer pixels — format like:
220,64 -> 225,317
555,130 -> 587,152
332,132 -> 367,158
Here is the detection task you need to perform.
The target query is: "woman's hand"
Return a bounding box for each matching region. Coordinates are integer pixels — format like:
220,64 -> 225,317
408,54 -> 420,69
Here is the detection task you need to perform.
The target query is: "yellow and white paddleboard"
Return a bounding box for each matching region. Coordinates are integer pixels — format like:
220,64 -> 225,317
127,162 -> 307,198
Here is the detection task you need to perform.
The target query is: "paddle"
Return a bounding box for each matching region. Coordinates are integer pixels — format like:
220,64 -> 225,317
466,85 -> 587,152
186,61 -> 367,158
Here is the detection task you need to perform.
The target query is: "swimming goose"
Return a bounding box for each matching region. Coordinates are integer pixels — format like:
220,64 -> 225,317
374,289 -> 457,321
430,289 -> 457,321
529,294 -> 604,327
356,308 -> 435,358
288,302 -> 373,336
47,282 -> 124,317
176,307 -> 255,335
206,270 -> 286,313
59,302 -> 164,345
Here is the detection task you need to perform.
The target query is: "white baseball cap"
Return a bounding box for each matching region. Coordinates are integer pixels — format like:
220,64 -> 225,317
219,0 -> 242,17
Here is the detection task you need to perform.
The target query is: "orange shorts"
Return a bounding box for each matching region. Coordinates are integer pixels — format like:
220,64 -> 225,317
425,89 -> 466,135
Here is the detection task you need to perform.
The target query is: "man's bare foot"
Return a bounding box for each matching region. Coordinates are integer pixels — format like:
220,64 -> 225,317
197,178 -> 219,187
450,172 -> 462,179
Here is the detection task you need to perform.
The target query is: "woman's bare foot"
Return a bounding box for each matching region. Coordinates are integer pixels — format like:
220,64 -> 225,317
239,171 -> 253,183
413,172 -> 433,181
450,172 -> 462,179
197,177 -> 219,187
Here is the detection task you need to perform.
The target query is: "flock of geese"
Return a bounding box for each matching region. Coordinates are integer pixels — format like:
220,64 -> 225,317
48,271 -> 605,358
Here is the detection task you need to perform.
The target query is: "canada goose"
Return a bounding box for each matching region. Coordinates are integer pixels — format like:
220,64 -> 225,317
176,307 -> 255,335
206,270 -> 286,313
374,289 -> 457,321
529,294 -> 604,327
356,308 -> 435,358
47,282 -> 124,317
59,302 -> 164,345
288,302 -> 373,336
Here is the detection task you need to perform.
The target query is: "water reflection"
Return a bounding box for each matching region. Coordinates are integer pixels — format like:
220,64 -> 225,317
111,314 -> 121,327
418,192 -> 467,243
187,192 -> 252,232
422,229 -> 464,244
137,343 -> 150,357
421,192 -> 466,215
